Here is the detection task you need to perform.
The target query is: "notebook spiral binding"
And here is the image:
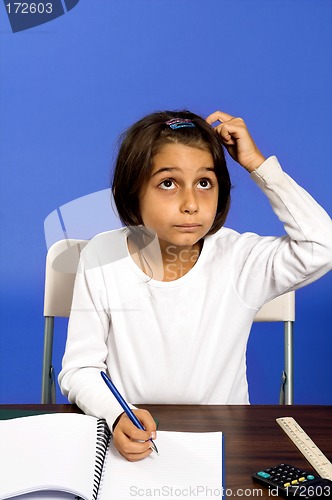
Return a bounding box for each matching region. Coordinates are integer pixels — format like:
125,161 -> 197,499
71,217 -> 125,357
92,419 -> 111,500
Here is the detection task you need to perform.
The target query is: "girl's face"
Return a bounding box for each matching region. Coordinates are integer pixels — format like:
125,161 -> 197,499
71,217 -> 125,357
139,143 -> 219,251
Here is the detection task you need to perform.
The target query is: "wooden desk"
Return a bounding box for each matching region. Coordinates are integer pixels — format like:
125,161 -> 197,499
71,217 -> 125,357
1,404 -> 331,499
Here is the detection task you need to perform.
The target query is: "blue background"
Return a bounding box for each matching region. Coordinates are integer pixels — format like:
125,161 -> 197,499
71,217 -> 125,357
0,0 -> 331,404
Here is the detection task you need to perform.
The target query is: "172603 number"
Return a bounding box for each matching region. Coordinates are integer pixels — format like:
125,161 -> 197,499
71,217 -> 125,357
6,3 -> 53,14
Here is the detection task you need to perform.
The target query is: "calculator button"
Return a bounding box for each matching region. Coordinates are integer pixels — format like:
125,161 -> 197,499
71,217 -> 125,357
299,477 -> 305,482
307,475 -> 315,480
291,480 -> 299,485
257,471 -> 271,479
284,482 -> 291,488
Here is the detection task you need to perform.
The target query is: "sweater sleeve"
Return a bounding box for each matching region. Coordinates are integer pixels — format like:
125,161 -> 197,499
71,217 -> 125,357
58,247 -> 136,430
233,156 -> 332,308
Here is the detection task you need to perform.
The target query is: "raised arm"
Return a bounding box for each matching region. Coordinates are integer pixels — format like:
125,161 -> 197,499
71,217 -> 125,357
207,110 -> 332,306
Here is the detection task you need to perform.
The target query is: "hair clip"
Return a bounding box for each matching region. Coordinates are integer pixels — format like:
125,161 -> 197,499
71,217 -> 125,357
165,118 -> 196,130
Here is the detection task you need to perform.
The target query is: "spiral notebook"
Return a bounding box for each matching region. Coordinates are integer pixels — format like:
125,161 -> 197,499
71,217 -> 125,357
0,413 -> 223,500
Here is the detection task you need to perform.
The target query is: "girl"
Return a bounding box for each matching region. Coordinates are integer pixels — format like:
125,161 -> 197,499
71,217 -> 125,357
59,110 -> 332,461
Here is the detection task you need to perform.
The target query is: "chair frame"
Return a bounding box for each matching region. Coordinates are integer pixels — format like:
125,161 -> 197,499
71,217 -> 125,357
254,293 -> 295,405
42,239 -> 88,404
41,239 -> 295,404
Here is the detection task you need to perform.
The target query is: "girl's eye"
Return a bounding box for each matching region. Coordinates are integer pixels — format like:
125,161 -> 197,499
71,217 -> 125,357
159,179 -> 176,190
197,179 -> 212,189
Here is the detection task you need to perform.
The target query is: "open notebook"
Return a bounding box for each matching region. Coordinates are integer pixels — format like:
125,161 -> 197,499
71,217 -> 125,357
0,413 -> 223,500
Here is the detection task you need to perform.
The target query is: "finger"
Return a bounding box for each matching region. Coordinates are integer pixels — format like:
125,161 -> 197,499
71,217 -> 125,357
217,127 -> 234,144
113,422 -> 154,461
213,123 -> 242,145
119,446 -> 153,462
134,409 -> 157,438
206,110 -> 235,125
114,435 -> 153,461
114,431 -> 153,453
115,410 -> 157,442
118,415 -> 152,442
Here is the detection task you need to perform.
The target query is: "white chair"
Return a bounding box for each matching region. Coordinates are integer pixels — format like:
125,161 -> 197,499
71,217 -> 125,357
42,239 -> 88,404
41,239 -> 295,404
254,292 -> 295,405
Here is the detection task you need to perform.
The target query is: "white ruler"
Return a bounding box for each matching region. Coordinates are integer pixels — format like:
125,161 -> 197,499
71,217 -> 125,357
276,417 -> 332,480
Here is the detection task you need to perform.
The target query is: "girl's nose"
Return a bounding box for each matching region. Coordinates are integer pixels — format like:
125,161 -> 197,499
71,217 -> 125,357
180,189 -> 199,214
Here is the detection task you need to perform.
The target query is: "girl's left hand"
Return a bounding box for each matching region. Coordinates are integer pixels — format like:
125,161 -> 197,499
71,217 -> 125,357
206,111 -> 265,172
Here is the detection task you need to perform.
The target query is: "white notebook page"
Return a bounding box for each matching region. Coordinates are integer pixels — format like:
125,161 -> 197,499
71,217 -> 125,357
0,413 -> 98,500
100,431 -> 223,500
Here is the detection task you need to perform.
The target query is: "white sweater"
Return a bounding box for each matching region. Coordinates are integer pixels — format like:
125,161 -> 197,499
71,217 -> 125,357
59,157 -> 332,429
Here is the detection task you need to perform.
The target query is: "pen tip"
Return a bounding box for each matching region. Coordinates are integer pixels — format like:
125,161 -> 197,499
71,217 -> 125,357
151,442 -> 159,455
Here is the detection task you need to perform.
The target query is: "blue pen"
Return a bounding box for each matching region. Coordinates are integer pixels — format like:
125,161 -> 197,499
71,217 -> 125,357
100,371 -> 159,454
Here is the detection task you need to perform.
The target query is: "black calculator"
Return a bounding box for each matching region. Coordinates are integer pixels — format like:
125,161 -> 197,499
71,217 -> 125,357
252,463 -> 332,498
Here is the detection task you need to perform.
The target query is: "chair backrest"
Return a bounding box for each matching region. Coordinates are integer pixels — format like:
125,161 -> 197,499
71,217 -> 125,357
42,239 -> 295,404
44,239 -> 296,321
44,239 -> 89,318
255,291 -> 295,322
253,291 -> 295,405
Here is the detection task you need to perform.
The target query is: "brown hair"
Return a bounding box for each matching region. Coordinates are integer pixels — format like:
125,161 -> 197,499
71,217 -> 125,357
112,110 -> 231,235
